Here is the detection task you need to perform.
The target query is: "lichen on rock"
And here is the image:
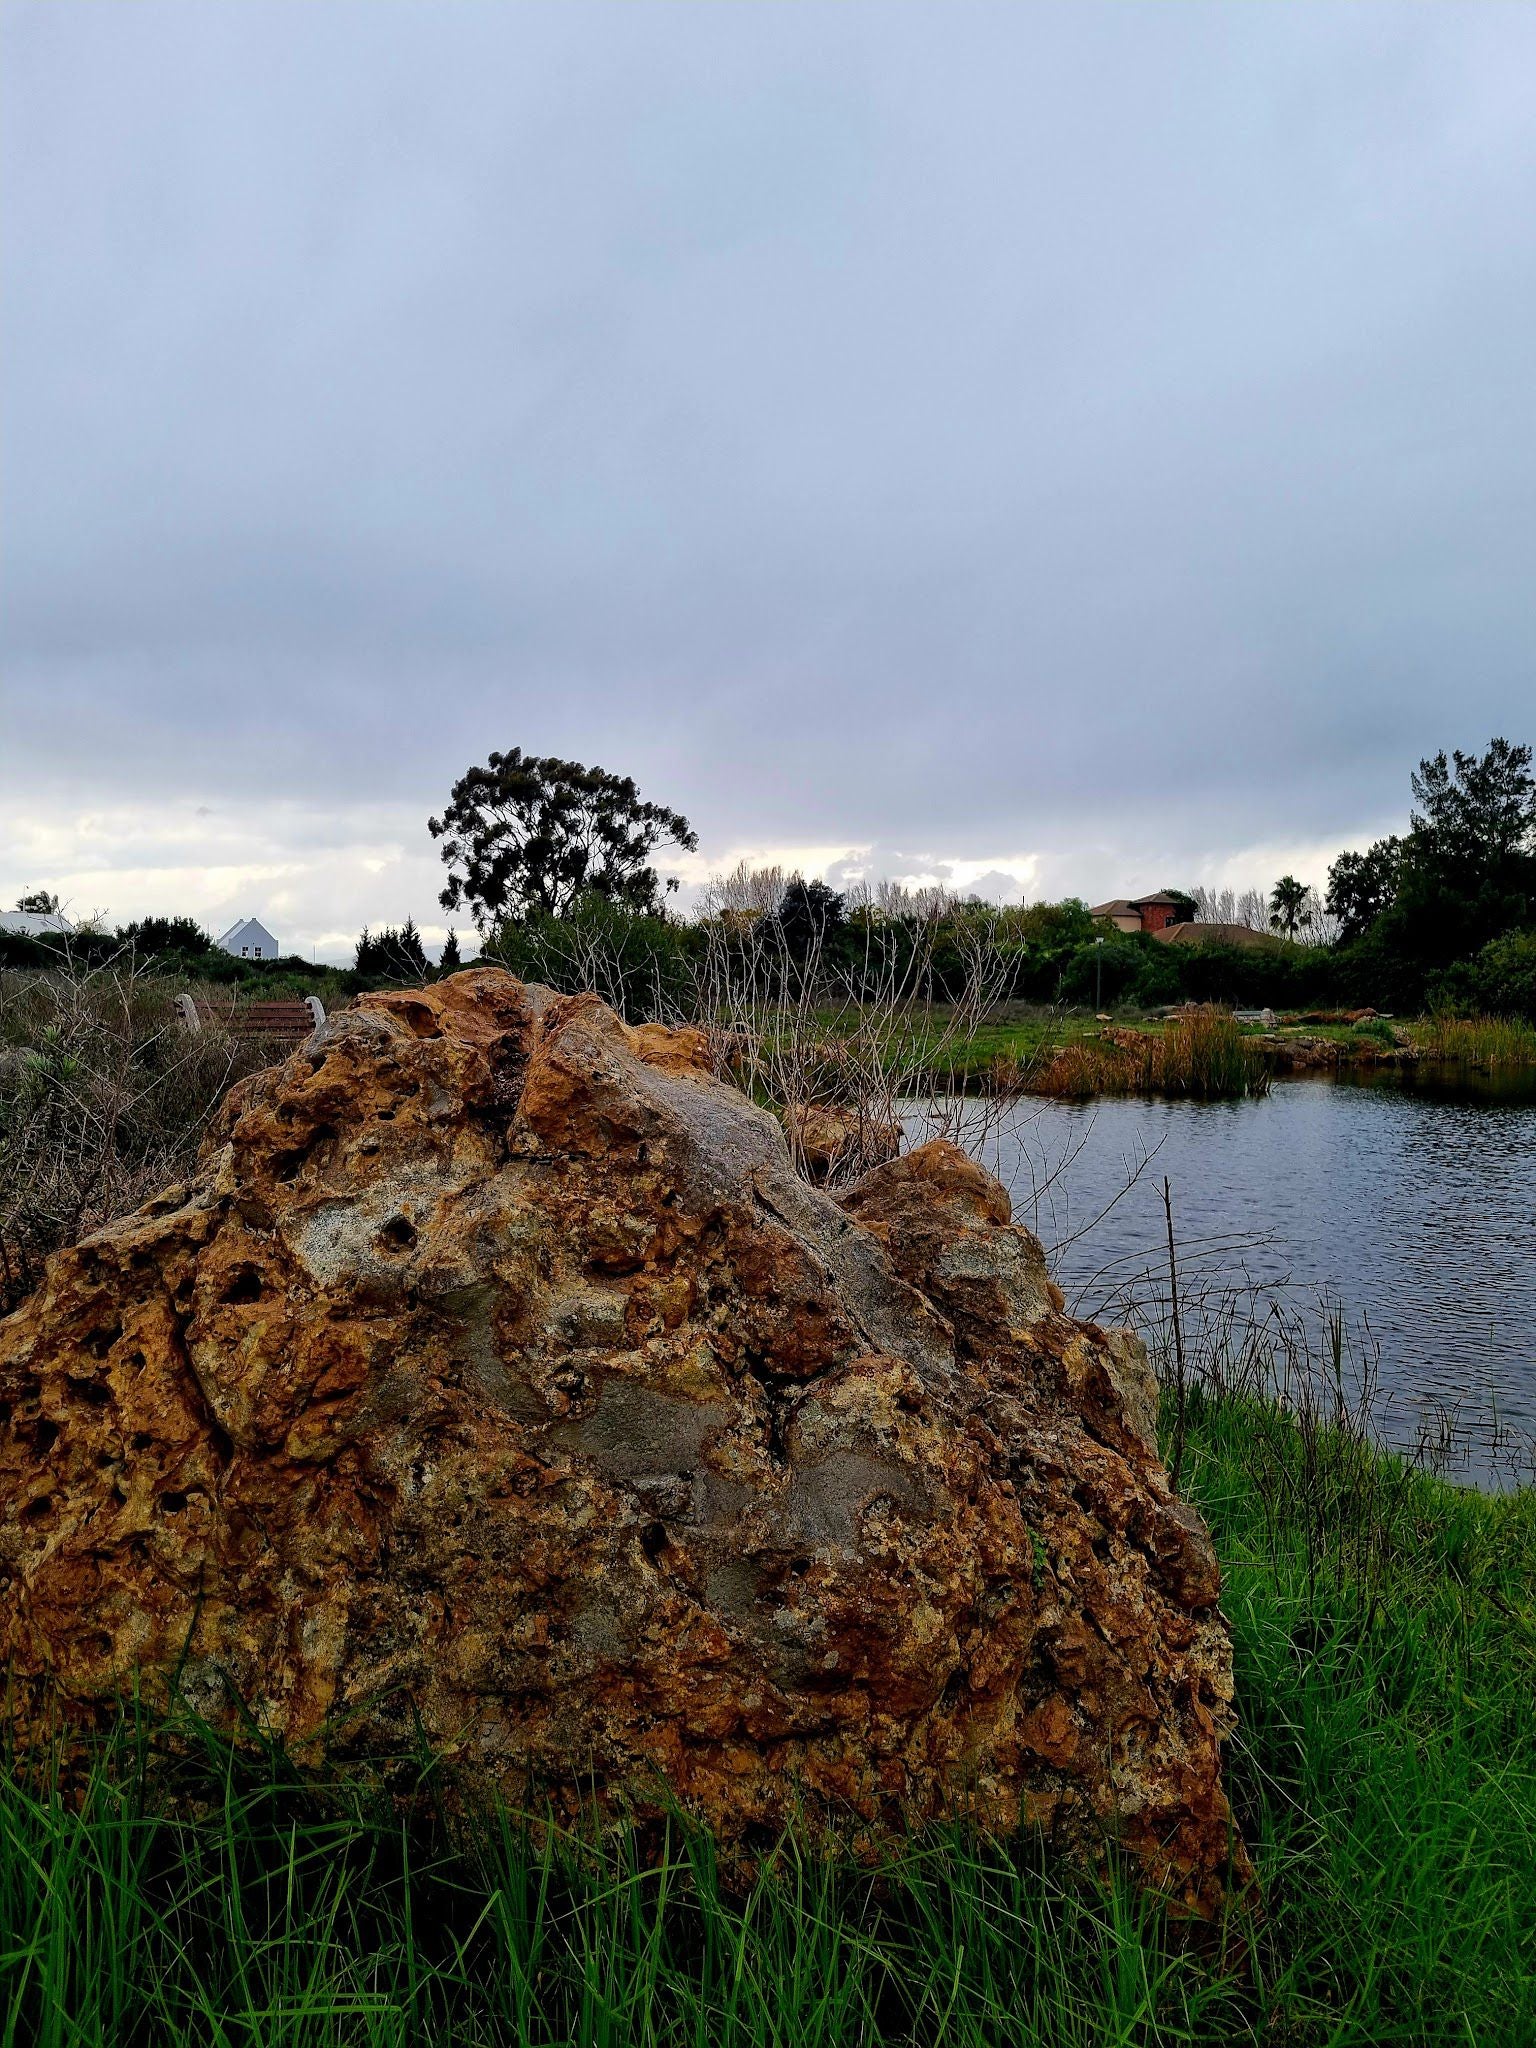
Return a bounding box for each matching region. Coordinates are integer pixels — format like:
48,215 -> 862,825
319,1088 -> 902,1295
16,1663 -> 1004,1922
0,969 -> 1249,1914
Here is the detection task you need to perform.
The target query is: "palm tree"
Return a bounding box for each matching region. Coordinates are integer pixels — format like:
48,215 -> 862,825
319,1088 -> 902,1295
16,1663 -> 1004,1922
1268,874 -> 1312,940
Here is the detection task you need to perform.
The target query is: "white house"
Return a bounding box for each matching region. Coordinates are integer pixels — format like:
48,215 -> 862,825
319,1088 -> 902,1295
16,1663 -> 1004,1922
216,917 -> 281,962
0,909 -> 76,938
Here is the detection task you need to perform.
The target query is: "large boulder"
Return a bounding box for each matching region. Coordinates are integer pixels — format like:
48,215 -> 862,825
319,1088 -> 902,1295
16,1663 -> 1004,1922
0,972 -> 1247,1913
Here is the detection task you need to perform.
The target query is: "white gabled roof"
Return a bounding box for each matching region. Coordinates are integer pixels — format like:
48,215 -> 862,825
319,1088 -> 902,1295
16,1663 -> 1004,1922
0,910 -> 76,937
215,916 -> 281,956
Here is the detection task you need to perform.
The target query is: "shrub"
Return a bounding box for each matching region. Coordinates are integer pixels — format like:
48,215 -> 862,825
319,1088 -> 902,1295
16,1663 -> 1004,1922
1432,929 -> 1536,1021
0,964 -> 274,1315
487,893 -> 702,1020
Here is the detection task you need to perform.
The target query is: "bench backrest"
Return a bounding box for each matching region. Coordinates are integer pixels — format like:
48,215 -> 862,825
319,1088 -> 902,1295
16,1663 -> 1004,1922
177,994 -> 325,1040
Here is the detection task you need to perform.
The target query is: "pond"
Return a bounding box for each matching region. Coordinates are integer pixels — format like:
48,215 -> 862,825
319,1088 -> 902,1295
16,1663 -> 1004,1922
921,1068 -> 1536,1487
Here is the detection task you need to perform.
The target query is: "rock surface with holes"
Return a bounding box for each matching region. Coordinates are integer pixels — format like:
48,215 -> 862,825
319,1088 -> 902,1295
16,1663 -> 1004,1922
0,969 -> 1248,1913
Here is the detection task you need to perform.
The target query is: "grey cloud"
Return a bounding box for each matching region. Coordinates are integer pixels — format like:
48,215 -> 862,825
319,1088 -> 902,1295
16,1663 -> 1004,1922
4,0 -> 1536,902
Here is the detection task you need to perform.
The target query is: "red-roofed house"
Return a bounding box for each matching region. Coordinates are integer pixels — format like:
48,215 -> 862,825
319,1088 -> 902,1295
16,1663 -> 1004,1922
1089,892 -> 1185,935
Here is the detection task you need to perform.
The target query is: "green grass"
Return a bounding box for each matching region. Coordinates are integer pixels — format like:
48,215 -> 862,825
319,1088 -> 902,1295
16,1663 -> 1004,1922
5,1391 -> 1532,2046
1411,1013 -> 1536,1068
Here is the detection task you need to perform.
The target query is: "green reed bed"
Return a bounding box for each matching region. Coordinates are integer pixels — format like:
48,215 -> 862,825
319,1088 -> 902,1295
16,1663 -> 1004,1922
5,1396 -> 1533,2046
1413,1013 -> 1536,1068
1030,1006 -> 1268,1101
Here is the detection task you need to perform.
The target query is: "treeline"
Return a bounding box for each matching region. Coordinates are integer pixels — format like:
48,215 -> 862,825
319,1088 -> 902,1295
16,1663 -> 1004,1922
465,737 -> 1536,1018
0,921 -> 340,995
473,884 -> 1386,1014
9,735 -> 1535,1019
1320,738 -> 1536,1016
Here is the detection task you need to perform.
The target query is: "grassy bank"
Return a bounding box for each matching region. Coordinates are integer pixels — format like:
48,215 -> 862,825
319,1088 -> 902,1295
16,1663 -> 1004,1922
5,1388 -> 1532,2047
1410,1012 -> 1536,1067
902,1007 -> 1536,1095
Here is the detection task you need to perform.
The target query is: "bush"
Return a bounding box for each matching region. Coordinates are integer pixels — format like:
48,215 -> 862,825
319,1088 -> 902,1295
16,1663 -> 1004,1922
1431,929 -> 1536,1021
1057,934 -> 1183,1008
486,893 -> 703,1019
0,965 -> 275,1315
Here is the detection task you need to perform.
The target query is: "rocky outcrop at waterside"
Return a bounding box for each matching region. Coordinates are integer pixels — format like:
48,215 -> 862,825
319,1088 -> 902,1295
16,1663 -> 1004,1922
0,970 -> 1249,1915
777,1099 -> 902,1184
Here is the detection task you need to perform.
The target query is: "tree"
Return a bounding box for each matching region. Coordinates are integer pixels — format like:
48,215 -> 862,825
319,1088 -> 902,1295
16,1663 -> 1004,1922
1159,888 -> 1197,926
1397,737 -> 1536,958
429,750 -> 698,930
118,915 -> 213,956
1325,837 -> 1403,946
15,890 -> 60,914
1189,886 -> 1269,930
355,920 -> 428,982
774,877 -> 847,963
439,928 -> 462,971
1410,737 -> 1535,875
1268,875 -> 1311,940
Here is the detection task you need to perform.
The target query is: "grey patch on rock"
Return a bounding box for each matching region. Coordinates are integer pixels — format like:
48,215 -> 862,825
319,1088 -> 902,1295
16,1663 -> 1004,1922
784,1449 -> 922,1552
551,1289 -> 630,1348
547,1374 -> 734,1483
1101,1328 -> 1161,1455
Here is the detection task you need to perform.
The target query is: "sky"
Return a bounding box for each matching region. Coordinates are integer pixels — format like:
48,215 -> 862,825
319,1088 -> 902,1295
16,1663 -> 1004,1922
4,1 -> 1535,961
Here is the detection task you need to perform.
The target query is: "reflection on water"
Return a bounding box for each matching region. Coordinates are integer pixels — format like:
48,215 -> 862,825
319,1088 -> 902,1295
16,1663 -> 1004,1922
914,1072 -> 1536,1486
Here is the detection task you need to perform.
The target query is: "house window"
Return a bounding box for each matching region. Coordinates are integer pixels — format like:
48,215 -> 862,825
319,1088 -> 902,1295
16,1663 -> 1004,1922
253,947 -> 262,959
241,946 -> 249,957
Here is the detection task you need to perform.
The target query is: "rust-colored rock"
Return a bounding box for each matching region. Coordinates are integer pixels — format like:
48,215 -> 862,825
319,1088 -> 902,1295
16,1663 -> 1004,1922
0,971 -> 1248,1913
777,1100 -> 902,1185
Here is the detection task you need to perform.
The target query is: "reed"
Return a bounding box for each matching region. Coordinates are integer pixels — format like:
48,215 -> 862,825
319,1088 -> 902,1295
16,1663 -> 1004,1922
1416,1012 -> 1536,1067
1032,1006 -> 1268,1101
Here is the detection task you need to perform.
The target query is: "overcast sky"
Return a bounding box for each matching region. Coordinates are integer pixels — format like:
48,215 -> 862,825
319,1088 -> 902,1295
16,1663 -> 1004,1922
4,1 -> 1535,958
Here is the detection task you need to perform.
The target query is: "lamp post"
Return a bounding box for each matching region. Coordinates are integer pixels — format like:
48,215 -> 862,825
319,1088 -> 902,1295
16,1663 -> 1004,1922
1095,936 -> 1104,1013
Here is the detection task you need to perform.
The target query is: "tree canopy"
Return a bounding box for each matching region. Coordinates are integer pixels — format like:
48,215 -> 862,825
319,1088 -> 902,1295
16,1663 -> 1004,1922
774,877 -> 847,962
1325,838 -> 1403,946
355,919 -> 428,981
118,915 -> 213,957
429,750 -> 698,930
1268,875 -> 1311,940
1324,738 -> 1536,976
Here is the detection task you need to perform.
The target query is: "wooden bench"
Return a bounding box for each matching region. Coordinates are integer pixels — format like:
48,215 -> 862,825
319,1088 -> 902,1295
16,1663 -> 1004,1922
177,994 -> 325,1044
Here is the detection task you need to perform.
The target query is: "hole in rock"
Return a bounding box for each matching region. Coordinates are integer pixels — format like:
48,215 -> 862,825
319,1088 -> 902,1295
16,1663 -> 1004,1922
67,1377 -> 112,1407
34,1418 -> 59,1455
378,1215 -> 418,1254
222,1269 -> 263,1305
160,1491 -> 189,1515
21,1495 -> 53,1524
83,1325 -> 120,1360
639,1522 -> 669,1565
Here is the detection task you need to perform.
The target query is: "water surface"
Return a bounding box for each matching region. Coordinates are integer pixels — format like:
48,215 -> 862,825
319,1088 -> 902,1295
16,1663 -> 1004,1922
919,1070 -> 1536,1484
